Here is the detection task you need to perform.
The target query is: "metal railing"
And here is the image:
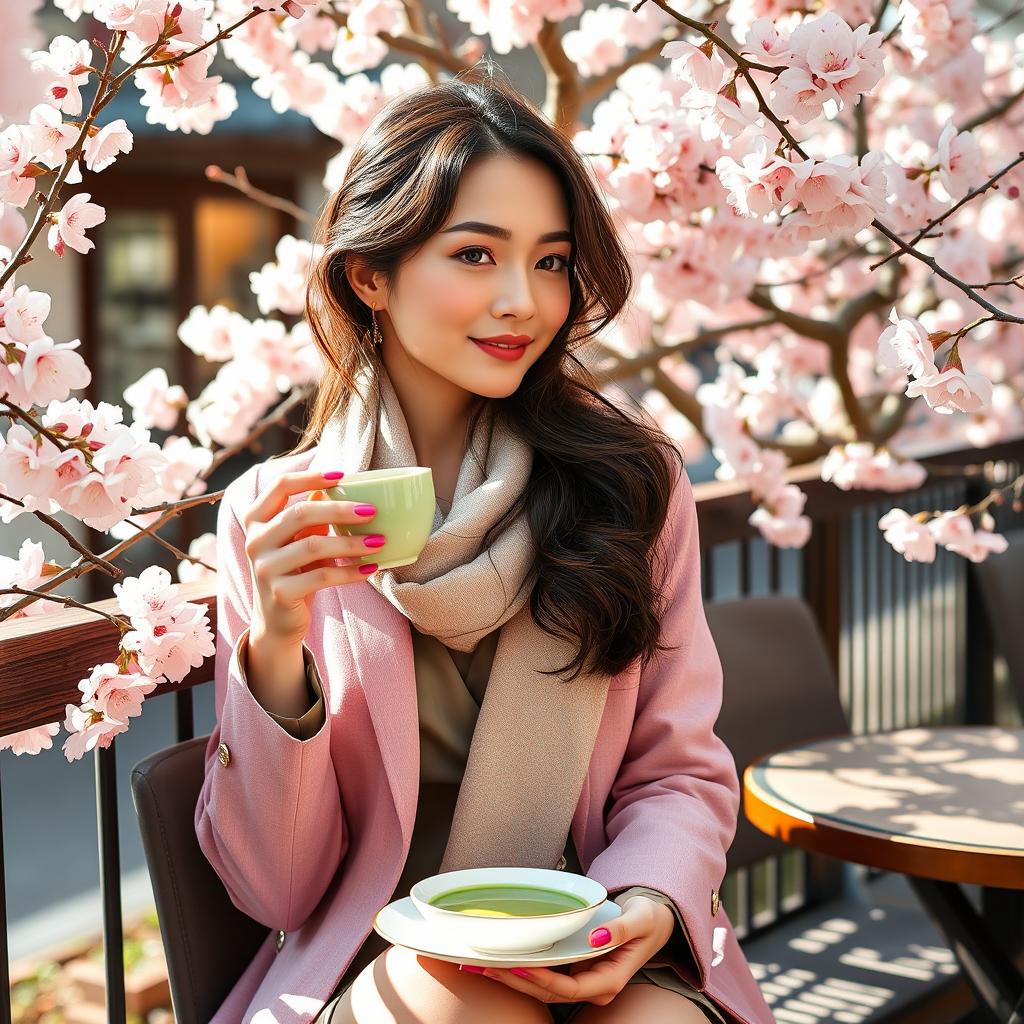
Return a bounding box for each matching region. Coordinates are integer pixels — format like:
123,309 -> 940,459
1,436 -> 1021,1022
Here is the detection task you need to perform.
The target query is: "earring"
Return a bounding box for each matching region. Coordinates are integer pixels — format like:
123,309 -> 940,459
370,305 -> 382,347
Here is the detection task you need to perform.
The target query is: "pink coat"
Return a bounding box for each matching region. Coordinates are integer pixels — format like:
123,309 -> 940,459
195,447 -> 776,1024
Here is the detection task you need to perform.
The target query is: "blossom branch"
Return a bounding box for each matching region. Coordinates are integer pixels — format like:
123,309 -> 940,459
595,317 -> 778,380
0,492 -> 125,579
0,35 -> 123,291
636,0 -> 1024,324
958,83 -> 1024,133
0,385 -> 312,619
870,152 -> 1024,271
1,586 -> 131,633
205,164 -> 310,221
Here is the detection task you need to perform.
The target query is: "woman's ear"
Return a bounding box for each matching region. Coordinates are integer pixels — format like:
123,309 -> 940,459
345,257 -> 386,311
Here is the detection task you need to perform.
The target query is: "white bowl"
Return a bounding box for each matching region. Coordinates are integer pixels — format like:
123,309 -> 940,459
410,867 -> 606,955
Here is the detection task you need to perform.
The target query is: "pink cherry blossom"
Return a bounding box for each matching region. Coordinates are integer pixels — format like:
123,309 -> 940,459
0,723 -> 62,756
29,103 -> 79,167
0,171 -> 35,209
249,234 -> 323,316
821,443 -> 928,491
878,509 -> 937,562
0,538 -> 57,618
83,119 -> 133,172
0,425 -> 67,522
29,35 -> 92,116
93,0 -> 165,33
246,0 -> 322,17
749,484 -> 812,547
563,9 -> 630,77
115,0 -> 206,49
927,511 -> 1008,562
116,565 -> 215,683
2,285 -> 51,343
905,365 -> 993,414
123,366 -> 188,430
0,202 -> 26,251
47,192 -> 106,257
19,335 -> 92,405
741,17 -> 792,61
769,13 -> 885,122
877,308 -> 936,379
716,137 -> 813,217
78,661 -> 157,718
927,510 -> 974,547
0,125 -> 33,177
746,448 -> 790,504
662,39 -> 729,95
62,701 -> 130,762
936,121 -> 981,198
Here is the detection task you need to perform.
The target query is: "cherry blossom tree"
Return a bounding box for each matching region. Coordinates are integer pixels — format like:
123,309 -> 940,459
1,0 -> 1022,761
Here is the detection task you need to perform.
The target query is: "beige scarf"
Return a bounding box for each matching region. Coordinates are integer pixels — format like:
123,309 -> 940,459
318,360 -> 610,873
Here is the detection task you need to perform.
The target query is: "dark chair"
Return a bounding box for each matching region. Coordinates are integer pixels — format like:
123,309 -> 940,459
708,595 -> 970,1023
131,736 -> 267,1024
972,527 -> 1024,719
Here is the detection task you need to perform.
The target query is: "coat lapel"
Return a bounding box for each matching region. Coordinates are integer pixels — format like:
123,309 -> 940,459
339,583 -> 421,849
306,437 -> 421,850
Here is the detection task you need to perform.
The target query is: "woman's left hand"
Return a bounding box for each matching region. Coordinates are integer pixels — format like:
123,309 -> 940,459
468,894 -> 676,1007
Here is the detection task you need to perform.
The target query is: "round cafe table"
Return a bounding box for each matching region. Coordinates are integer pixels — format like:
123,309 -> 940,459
742,725 -> 1024,1024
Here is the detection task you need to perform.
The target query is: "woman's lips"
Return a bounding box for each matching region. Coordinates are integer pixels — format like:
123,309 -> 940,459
471,338 -> 529,361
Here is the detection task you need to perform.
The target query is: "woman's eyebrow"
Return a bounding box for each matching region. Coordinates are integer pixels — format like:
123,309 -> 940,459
440,220 -> 573,244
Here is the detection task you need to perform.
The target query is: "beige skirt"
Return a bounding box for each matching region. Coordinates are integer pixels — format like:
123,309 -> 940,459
319,964 -> 724,1023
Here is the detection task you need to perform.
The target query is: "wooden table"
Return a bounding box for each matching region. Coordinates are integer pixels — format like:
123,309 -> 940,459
743,725 -> 1024,1024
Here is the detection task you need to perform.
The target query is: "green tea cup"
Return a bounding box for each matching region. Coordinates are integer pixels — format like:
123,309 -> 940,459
325,467 -> 435,570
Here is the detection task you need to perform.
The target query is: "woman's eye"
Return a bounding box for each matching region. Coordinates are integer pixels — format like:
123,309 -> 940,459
454,247 -> 569,272
455,247 -> 493,266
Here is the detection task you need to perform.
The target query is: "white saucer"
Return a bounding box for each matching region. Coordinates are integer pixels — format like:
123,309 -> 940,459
373,897 -> 625,968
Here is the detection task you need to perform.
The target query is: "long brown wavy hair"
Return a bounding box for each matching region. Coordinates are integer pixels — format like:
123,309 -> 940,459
294,62 -> 686,683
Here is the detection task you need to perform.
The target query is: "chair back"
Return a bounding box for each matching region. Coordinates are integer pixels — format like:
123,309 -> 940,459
972,528 -> 1024,719
705,595 -> 851,872
131,736 -> 268,1024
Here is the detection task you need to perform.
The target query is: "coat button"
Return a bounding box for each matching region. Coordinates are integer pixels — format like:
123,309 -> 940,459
555,854 -> 567,870
217,743 -> 231,767
711,889 -> 720,916
276,929 -> 285,951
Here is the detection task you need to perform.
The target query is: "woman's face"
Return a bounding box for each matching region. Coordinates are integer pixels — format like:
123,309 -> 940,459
378,152 -> 574,399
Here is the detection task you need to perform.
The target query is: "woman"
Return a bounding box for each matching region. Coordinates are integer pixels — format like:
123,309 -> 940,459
195,64 -> 775,1024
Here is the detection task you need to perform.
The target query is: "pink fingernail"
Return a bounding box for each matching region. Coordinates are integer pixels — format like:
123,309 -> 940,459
359,563 -> 378,575
323,471 -> 345,479
459,964 -> 486,973
589,927 -> 611,947
354,504 -> 377,516
511,968 -> 532,978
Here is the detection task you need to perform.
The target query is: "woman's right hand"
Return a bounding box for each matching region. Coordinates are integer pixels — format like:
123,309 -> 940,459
241,470 -> 383,650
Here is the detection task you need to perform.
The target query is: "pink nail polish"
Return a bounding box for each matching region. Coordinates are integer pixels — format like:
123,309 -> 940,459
459,964 -> 486,973
359,563 -> 378,575
354,504 -> 377,517
323,471 -> 345,479
589,927 -> 611,947
510,968 -> 532,978
363,535 -> 387,549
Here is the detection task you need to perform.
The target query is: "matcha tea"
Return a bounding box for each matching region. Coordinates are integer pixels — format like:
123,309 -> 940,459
428,883 -> 589,918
